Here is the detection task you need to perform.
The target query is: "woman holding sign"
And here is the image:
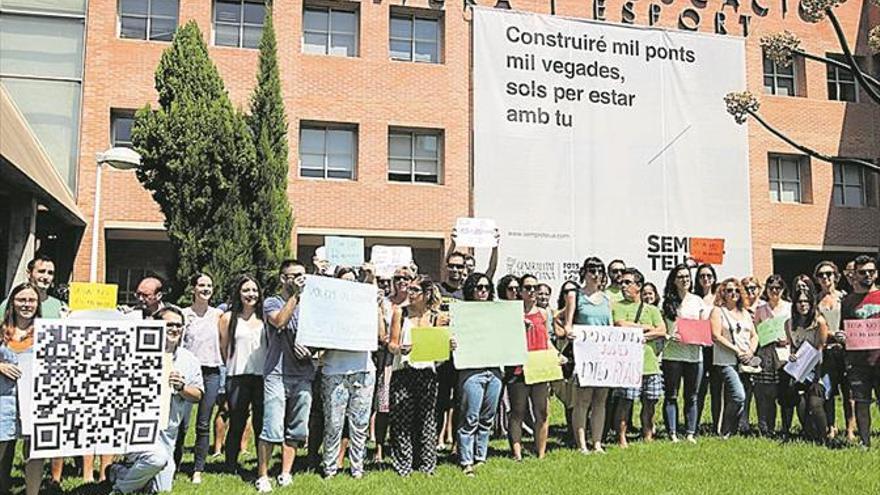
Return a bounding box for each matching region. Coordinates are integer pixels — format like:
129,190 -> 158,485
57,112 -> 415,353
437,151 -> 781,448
709,278 -> 758,438
0,283 -> 44,495
507,274 -> 554,460
456,273 -> 504,476
695,264 -> 722,436
562,257 -> 613,454
779,289 -> 829,443
388,276 -> 444,476
661,264 -> 706,444
752,275 -> 792,438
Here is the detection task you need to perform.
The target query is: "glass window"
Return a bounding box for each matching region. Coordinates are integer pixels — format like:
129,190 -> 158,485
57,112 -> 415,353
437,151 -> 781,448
298,124 -> 356,180
762,51 -> 796,96
214,0 -> 264,49
0,0 -> 86,14
388,129 -> 441,183
118,0 -> 178,42
0,14 -> 84,79
111,110 -> 135,148
827,53 -> 859,102
389,10 -> 441,63
832,162 -> 867,207
302,6 -> 357,57
768,155 -> 804,203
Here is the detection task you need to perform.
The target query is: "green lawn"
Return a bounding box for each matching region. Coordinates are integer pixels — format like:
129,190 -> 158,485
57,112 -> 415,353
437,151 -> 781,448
9,398 -> 880,494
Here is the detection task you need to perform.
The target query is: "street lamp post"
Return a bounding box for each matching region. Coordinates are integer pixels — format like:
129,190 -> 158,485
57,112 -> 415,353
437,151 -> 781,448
89,147 -> 142,283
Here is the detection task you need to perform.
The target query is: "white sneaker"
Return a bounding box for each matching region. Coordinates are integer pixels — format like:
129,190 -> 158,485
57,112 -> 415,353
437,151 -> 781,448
277,473 -> 293,487
255,476 -> 273,493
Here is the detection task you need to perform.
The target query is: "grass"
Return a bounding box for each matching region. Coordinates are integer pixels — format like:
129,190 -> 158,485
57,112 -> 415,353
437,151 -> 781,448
8,398 -> 880,495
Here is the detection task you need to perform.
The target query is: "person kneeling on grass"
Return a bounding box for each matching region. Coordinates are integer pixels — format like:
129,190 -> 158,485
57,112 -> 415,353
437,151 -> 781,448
108,306 -> 204,493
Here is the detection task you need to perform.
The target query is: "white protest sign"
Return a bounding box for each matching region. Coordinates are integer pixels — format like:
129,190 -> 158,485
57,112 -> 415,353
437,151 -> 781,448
17,348 -> 35,434
370,245 -> 413,279
573,325 -> 643,388
296,275 -> 378,351
454,217 -> 498,248
473,8 -> 751,286
783,343 -> 821,383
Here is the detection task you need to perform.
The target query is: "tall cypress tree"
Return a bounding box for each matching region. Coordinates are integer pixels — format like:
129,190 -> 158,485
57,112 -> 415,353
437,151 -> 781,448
246,7 -> 294,289
133,21 -> 257,301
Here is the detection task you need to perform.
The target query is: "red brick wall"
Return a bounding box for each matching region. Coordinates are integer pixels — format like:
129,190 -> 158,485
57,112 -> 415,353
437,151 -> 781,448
73,0 -> 880,281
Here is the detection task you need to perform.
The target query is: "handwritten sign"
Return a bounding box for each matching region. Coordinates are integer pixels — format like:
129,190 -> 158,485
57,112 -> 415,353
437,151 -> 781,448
757,316 -> 788,347
675,318 -> 713,346
844,319 -> 880,350
573,325 -> 644,388
689,237 -> 725,265
783,343 -> 821,383
370,245 -> 413,279
451,301 -> 527,369
296,275 -> 378,351
410,327 -> 451,363
324,236 -> 364,267
524,349 -> 563,384
454,217 -> 498,248
68,282 -> 118,311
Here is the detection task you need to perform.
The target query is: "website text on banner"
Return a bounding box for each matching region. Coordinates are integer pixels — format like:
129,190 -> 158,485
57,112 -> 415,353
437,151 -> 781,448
573,325 -> 644,388
296,275 -> 379,352
472,7 -> 751,286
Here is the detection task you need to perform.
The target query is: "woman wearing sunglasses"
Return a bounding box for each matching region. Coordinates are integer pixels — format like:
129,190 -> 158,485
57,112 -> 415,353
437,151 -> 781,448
694,264 -> 721,435
661,264 -> 706,443
456,273 -> 503,476
562,257 -> 613,453
779,288 -> 829,444
752,275 -> 792,438
812,261 -> 855,441
709,278 -> 757,438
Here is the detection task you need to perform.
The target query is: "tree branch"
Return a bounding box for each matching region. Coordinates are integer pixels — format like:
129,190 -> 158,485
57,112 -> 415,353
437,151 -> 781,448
796,50 -> 880,90
825,8 -> 880,105
747,109 -> 880,173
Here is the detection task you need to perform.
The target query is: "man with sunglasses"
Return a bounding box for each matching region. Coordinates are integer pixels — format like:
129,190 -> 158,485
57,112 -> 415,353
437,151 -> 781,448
109,306 -> 204,493
839,254 -> 880,448
435,252 -> 469,450
605,260 -> 627,304
257,259 -> 313,491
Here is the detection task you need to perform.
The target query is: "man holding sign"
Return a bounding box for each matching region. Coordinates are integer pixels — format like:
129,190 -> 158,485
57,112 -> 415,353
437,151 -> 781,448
839,255 -> 880,448
611,268 -> 666,446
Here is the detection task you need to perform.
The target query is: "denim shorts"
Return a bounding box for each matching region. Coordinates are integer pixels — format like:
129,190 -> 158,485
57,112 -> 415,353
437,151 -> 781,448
260,373 -> 313,445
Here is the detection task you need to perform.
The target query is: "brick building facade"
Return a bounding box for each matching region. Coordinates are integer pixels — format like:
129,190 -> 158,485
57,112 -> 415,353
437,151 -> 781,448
3,0 -> 876,299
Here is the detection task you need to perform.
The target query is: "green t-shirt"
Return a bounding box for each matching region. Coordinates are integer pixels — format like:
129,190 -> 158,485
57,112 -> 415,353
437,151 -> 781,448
606,286 -> 625,304
612,299 -> 663,375
0,294 -> 65,319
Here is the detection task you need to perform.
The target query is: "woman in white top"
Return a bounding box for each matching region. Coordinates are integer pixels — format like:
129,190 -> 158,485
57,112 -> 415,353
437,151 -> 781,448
176,273 -> 224,483
812,261 -> 854,441
752,274 -> 792,438
710,278 -> 757,438
388,275 -> 446,477
218,274 -> 267,472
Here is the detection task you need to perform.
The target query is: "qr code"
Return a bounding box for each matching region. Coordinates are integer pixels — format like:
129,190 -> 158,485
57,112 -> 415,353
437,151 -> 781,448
28,320 -> 167,458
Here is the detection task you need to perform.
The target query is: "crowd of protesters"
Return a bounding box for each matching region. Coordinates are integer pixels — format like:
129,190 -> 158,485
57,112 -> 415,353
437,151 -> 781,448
0,238 -> 878,493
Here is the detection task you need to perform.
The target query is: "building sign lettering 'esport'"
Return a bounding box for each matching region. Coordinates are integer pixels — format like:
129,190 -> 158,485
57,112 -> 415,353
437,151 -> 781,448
473,8 -> 752,287
589,0 -> 811,38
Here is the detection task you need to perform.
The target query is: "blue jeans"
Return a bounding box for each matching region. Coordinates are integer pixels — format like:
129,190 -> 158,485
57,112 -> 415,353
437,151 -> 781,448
457,369 -> 502,466
113,448 -> 174,493
716,365 -> 746,436
662,360 -> 702,436
261,373 -> 313,445
175,366 -> 221,472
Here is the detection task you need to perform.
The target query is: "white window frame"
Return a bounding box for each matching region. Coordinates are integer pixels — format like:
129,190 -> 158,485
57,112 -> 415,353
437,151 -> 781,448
213,0 -> 264,49
389,9 -> 441,64
826,53 -> 859,103
117,0 -> 178,42
388,129 -> 442,184
833,162 -> 867,207
301,3 -> 358,57
110,109 -> 136,148
298,123 -> 357,180
762,52 -> 796,96
768,154 -> 804,203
